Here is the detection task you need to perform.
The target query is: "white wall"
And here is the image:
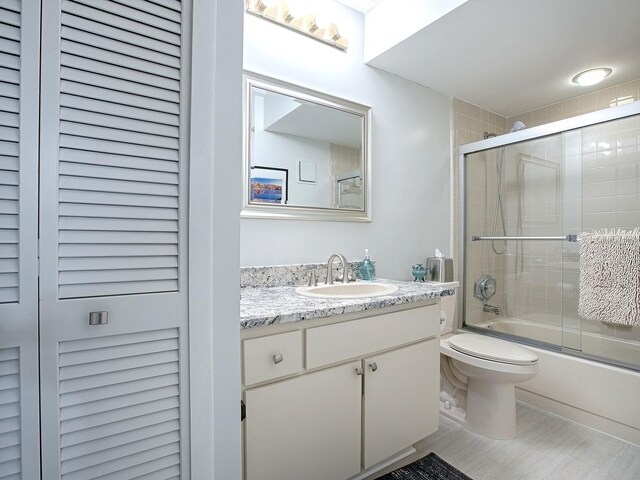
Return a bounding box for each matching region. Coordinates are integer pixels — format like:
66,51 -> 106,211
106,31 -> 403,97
242,1 -> 452,281
364,0 -> 468,62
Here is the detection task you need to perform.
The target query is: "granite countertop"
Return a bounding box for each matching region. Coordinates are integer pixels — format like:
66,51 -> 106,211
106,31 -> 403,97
240,279 -> 455,330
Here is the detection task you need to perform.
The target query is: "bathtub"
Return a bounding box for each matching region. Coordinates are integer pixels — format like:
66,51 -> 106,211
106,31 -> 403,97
478,317 -> 640,367
464,318 -> 640,446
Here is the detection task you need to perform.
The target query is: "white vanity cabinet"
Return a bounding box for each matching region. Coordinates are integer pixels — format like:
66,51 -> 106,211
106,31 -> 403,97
242,302 -> 440,480
362,340 -> 439,468
244,361 -> 363,480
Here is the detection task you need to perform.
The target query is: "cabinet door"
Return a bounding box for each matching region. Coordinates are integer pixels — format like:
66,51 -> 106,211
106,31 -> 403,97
363,339 -> 439,469
245,361 -> 362,480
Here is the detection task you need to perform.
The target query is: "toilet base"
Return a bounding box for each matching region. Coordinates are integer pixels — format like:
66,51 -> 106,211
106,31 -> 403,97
465,379 -> 517,439
439,396 -> 517,440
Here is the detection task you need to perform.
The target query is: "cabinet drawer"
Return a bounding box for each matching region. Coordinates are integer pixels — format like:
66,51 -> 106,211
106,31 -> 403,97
243,331 -> 302,386
306,304 -> 439,369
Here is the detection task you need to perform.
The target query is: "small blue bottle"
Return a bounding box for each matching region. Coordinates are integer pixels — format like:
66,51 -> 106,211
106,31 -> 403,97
358,249 -> 376,280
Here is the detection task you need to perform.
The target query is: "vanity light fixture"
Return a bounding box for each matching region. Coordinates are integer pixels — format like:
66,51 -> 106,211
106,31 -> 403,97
245,0 -> 348,51
255,0 -> 277,12
571,67 -> 613,86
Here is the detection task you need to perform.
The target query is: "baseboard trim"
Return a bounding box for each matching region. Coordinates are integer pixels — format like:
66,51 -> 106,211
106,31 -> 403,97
516,388 -> 640,447
348,447 -> 416,480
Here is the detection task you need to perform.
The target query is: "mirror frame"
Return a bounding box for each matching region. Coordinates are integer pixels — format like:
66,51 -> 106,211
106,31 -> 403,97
242,72 -> 372,222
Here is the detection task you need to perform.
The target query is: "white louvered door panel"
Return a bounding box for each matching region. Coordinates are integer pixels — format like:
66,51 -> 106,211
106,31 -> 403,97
0,0 -> 40,478
58,329 -> 182,479
39,1 -> 191,478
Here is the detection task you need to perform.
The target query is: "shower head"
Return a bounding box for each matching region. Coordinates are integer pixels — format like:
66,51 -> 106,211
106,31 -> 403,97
509,120 -> 526,133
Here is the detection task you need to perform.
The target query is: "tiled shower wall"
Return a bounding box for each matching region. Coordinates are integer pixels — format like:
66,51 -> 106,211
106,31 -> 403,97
507,79 -> 640,128
464,114 -> 640,362
451,97 -> 507,273
464,135 -> 575,345
452,99 -> 508,324
453,78 -> 640,334
330,144 -> 361,207
576,115 -> 640,359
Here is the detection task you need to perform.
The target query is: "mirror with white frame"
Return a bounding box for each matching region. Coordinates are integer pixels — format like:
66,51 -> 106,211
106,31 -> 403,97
242,73 -> 371,221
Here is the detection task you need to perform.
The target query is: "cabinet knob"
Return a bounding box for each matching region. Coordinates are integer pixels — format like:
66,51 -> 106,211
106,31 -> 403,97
355,367 -> 364,376
273,353 -> 283,364
369,362 -> 378,372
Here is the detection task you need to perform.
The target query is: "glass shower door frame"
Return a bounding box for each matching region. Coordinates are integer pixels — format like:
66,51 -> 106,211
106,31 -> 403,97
457,100 -> 640,366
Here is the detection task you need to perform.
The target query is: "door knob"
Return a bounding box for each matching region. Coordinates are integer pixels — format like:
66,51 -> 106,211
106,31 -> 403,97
369,362 -> 378,372
273,353 -> 283,364
355,367 -> 364,375
89,311 -> 108,325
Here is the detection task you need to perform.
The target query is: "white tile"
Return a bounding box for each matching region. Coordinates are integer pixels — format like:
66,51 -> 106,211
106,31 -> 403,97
615,81 -> 638,105
379,404 -> 640,480
561,97 -> 580,118
614,210 -> 637,228
615,194 -> 637,211
616,178 -> 637,195
526,456 -> 608,480
616,162 -> 637,180
596,87 -> 617,110
579,93 -> 597,114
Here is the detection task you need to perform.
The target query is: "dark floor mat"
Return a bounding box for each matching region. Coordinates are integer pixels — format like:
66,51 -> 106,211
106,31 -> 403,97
377,452 -> 473,480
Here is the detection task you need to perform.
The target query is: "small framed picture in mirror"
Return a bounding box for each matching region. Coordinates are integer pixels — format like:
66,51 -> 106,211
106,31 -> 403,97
250,166 -> 289,204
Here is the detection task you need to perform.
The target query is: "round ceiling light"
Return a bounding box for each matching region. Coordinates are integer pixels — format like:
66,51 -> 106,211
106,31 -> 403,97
571,67 -> 613,86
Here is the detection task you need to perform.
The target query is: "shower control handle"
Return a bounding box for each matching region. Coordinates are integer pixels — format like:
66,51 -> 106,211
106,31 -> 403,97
474,274 -> 497,301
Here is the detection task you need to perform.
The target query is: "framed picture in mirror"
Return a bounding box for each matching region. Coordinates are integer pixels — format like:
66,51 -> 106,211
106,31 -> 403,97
250,166 -> 289,204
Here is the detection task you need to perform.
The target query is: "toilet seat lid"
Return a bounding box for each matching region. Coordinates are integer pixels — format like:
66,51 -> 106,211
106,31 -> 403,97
448,334 -> 538,365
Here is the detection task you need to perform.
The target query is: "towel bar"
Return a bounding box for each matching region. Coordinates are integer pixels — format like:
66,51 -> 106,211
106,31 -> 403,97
471,235 -> 578,242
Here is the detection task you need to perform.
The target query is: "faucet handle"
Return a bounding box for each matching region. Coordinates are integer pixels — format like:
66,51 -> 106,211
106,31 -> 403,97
308,270 -> 317,287
336,270 -> 356,283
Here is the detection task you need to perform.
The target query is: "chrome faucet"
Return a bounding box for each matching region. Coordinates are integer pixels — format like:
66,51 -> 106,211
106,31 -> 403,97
325,253 -> 349,285
483,304 -> 502,316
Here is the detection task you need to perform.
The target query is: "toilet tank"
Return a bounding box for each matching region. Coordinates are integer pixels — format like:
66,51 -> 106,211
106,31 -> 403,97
428,281 -> 459,335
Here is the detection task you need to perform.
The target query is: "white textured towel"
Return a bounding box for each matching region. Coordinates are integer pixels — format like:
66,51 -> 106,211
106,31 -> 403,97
578,228 -> 640,327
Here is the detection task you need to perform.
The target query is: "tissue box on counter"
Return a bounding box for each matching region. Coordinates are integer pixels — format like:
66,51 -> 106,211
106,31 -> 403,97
426,249 -> 453,282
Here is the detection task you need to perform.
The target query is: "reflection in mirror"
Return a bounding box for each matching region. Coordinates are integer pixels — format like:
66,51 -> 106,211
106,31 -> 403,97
243,73 -> 371,221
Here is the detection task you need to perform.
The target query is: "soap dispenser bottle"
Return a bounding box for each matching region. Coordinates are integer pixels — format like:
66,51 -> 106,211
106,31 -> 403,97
358,249 -> 376,281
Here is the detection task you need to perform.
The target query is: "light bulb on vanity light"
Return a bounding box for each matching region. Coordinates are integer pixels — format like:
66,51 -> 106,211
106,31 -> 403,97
306,15 -> 320,33
326,23 -> 341,41
306,10 -> 331,33
254,0 -> 278,13
283,0 -> 304,23
313,13 -> 331,30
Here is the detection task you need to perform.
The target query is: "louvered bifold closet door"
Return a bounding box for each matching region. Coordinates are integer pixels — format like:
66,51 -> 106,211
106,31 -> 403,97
38,1 -> 191,479
0,0 -> 40,478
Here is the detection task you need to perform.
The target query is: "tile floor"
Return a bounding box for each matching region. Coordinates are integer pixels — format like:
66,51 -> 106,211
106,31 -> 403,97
369,403 -> 640,480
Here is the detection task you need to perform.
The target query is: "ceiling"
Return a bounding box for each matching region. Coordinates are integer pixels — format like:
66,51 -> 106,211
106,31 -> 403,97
338,0 -> 640,117
334,0 -> 383,14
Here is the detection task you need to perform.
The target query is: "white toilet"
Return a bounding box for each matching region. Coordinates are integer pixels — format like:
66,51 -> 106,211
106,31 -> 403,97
434,283 -> 538,439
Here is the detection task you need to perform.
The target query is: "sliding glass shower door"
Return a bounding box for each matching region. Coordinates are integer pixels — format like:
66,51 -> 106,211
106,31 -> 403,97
460,103 -> 640,371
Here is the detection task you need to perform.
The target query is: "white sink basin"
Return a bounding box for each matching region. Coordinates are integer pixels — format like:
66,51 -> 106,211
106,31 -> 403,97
295,282 -> 399,299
